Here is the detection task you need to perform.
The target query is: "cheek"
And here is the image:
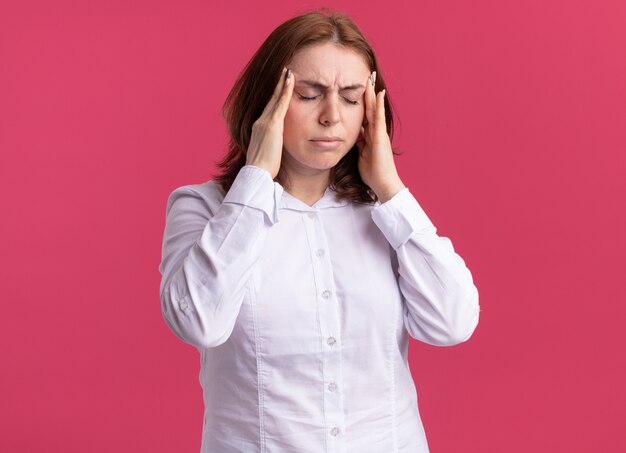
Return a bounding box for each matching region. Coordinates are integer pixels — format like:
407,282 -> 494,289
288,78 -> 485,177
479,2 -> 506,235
347,109 -> 365,136
284,103 -> 306,133
283,106 -> 299,141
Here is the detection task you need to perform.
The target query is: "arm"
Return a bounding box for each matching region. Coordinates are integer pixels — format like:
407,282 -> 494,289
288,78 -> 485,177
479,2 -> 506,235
371,188 -> 480,346
158,165 -> 283,349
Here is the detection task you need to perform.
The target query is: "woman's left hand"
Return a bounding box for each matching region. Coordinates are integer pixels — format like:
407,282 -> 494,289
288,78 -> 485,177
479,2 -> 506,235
355,71 -> 406,203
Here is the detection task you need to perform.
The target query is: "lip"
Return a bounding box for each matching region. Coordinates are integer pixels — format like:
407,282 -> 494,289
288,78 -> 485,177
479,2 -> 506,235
309,138 -> 343,149
310,136 -> 343,142
310,138 -> 343,149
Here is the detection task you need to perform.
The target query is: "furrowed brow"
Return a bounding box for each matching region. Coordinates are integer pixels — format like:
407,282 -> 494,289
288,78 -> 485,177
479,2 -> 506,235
298,80 -> 365,91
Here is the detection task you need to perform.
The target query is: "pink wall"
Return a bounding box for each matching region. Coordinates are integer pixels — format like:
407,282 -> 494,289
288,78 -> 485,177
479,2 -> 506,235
1,0 -> 625,451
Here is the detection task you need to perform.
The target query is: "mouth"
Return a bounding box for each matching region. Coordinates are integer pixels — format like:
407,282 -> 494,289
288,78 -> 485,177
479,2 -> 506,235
309,137 -> 343,149
310,136 -> 343,142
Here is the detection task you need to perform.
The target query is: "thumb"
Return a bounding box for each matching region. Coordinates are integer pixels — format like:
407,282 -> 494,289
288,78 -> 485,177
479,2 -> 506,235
274,68 -> 295,118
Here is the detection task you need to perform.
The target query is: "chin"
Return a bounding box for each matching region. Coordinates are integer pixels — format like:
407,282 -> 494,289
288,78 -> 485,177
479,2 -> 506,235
306,152 -> 346,169
311,142 -> 353,158
284,142 -> 352,171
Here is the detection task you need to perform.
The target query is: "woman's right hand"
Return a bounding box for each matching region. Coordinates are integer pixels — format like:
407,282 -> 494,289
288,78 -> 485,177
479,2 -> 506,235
245,66 -> 294,179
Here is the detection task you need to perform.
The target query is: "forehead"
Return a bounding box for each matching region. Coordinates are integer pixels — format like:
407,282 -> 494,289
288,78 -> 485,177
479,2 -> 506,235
289,42 -> 370,85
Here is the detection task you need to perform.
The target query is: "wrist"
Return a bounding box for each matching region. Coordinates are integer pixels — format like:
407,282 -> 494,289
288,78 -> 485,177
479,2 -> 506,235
376,180 -> 406,203
245,161 -> 275,177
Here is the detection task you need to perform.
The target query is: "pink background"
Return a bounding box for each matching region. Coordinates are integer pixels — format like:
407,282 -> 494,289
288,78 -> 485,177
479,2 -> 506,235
1,0 -> 625,451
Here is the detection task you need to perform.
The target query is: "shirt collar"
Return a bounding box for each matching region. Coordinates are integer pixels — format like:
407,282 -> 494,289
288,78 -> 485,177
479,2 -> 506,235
280,185 -> 349,211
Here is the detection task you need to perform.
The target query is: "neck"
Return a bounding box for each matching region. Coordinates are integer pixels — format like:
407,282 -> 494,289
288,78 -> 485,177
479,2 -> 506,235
278,167 -> 330,207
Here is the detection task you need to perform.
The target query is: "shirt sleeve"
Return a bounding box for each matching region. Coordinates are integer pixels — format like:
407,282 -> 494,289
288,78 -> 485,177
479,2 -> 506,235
371,188 -> 480,346
158,165 -> 283,349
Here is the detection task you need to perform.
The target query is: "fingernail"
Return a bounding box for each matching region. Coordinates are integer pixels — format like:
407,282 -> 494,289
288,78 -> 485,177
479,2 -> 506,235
285,69 -> 292,85
370,71 -> 376,86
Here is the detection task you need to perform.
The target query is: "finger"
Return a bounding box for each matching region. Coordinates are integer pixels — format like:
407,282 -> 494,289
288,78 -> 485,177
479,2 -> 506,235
271,67 -> 288,101
364,71 -> 376,128
261,67 -> 289,118
272,68 -> 295,119
375,89 -> 386,135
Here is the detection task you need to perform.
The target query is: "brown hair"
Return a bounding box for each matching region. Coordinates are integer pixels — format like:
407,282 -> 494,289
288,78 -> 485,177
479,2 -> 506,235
212,8 -> 400,204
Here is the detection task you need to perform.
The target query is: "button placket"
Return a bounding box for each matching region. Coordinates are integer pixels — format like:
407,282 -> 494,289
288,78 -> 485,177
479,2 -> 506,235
304,209 -> 346,448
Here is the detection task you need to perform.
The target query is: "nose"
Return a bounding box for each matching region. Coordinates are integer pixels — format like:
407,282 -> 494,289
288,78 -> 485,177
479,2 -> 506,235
319,94 -> 341,126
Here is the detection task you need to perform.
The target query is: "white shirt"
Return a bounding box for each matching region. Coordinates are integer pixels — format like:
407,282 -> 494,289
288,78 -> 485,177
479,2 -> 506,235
158,165 -> 480,453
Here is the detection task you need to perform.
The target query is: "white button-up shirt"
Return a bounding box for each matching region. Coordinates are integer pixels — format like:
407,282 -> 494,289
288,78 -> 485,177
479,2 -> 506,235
159,165 -> 480,453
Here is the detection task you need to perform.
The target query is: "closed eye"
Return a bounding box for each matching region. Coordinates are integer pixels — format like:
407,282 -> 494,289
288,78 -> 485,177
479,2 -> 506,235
297,94 -> 359,105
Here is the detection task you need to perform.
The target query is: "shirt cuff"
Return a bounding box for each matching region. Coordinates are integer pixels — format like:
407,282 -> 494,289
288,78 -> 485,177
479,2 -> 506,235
222,165 -> 284,225
371,187 -> 435,249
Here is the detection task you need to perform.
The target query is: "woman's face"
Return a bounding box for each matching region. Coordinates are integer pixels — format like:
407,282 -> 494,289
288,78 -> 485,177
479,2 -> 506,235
282,42 -> 371,176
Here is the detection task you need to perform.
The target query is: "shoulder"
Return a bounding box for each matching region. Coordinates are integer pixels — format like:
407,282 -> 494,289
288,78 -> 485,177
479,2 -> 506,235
165,180 -> 226,217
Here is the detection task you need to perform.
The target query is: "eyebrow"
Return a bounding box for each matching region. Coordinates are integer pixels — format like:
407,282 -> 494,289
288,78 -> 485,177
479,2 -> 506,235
297,80 -> 365,91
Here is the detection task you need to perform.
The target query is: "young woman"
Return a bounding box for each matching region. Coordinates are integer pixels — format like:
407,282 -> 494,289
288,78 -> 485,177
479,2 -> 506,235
159,9 -> 480,453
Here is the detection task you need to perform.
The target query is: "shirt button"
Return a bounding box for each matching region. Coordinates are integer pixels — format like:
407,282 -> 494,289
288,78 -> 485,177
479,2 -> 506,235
330,427 -> 340,436
179,301 -> 188,310
317,248 -> 325,257
328,382 -> 337,392
322,290 -> 331,299
327,336 -> 336,346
